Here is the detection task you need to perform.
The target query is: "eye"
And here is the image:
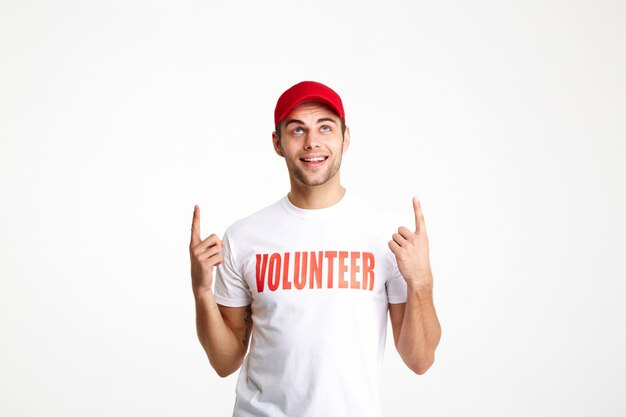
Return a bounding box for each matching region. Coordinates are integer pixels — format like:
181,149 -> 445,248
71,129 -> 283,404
292,127 -> 304,135
320,125 -> 331,133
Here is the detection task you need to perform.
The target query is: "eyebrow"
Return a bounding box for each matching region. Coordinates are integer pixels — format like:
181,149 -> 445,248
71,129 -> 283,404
284,117 -> 338,127
284,119 -> 304,127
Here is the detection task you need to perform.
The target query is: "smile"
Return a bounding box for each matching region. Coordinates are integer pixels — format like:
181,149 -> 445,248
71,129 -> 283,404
300,156 -> 328,162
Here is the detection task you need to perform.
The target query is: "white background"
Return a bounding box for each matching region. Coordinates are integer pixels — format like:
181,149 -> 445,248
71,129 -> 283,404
1,1 -> 625,416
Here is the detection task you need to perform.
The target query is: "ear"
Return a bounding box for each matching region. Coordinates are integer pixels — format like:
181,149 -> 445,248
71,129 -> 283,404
342,125 -> 351,153
272,131 -> 284,157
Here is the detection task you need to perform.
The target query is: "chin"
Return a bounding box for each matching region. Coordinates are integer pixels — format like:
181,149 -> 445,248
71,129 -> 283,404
291,163 -> 341,188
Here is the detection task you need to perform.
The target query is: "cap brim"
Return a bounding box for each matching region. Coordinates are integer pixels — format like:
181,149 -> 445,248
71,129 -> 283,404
276,95 -> 343,126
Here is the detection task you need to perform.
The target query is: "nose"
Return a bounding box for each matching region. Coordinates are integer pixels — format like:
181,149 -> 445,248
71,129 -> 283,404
303,130 -> 321,150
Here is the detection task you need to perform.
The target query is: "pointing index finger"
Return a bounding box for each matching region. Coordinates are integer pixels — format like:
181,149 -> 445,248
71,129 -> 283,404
413,196 -> 424,232
190,205 -> 201,245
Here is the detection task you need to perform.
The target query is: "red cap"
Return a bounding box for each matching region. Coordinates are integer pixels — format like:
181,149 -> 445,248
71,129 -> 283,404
274,81 -> 345,128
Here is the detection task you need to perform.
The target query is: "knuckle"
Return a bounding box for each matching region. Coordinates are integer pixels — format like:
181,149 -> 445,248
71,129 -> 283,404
206,234 -> 221,246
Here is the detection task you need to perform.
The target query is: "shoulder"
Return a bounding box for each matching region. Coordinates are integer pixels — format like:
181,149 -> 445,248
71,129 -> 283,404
223,196 -> 286,238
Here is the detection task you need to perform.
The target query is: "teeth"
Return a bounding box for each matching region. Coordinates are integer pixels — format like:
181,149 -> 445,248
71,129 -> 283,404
304,157 -> 325,162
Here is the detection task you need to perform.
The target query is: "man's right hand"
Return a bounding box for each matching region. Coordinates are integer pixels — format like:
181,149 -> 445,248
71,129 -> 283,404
189,205 -> 223,297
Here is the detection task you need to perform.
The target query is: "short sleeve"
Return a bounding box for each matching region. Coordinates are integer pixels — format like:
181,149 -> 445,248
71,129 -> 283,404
213,230 -> 252,307
386,257 -> 407,304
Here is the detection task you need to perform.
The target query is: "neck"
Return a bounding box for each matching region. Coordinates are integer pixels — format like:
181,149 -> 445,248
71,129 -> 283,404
287,177 -> 346,210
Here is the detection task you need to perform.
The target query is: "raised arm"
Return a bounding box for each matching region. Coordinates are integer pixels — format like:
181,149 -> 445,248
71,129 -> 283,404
190,205 -> 252,377
388,197 -> 441,374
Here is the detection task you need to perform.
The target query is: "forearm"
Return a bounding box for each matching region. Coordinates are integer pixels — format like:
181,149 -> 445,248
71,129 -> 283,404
397,285 -> 441,374
195,292 -> 245,377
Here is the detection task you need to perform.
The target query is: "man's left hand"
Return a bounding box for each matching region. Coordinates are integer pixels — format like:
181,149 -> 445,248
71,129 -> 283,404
389,197 -> 433,291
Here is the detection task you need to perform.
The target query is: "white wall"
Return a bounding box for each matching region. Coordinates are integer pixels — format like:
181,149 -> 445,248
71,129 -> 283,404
1,1 -> 625,416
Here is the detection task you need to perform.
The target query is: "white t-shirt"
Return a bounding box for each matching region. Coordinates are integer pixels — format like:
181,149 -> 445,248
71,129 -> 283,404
214,191 -> 407,417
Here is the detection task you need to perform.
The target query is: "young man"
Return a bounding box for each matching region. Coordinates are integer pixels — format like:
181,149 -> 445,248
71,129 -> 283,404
189,81 -> 441,417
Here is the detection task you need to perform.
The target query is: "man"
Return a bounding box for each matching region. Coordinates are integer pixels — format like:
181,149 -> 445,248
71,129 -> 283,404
189,81 -> 441,417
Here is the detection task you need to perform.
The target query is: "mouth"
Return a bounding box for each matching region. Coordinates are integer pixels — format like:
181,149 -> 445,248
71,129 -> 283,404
299,155 -> 328,167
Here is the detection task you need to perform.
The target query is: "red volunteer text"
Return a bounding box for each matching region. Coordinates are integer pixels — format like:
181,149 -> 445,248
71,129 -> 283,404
255,251 -> 375,292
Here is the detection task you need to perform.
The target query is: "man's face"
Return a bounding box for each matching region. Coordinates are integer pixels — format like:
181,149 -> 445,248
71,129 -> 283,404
272,101 -> 350,188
